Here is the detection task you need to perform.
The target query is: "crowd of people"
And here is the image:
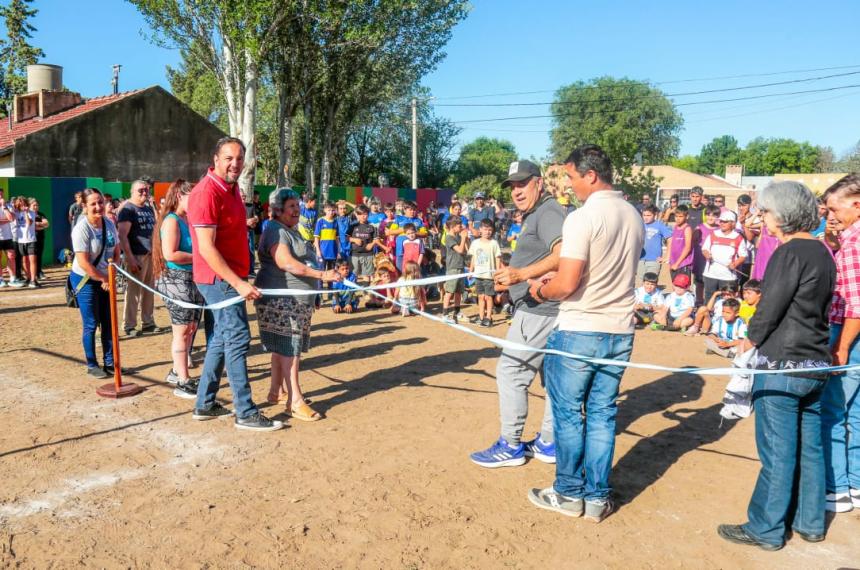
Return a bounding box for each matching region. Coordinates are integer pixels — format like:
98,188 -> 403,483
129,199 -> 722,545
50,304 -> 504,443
0,194 -> 49,288
23,134 -> 860,545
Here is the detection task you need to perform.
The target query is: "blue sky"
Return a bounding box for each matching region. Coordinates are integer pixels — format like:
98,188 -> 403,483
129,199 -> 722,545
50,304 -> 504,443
28,0 -> 860,163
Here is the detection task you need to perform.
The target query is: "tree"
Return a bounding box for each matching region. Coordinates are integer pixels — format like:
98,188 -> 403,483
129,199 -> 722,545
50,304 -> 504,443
341,94 -> 461,188
458,175 -> 504,201
837,140 -> 860,173
130,0 -> 292,193
549,77 -> 683,178
697,135 -> 742,176
671,155 -> 700,173
166,41 -> 228,131
741,137 -> 821,176
618,168 -> 663,200
0,0 -> 44,115
453,137 -> 517,188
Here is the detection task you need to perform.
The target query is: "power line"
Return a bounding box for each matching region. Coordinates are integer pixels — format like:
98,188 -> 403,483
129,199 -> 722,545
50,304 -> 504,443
434,70 -> 860,107
432,63 -> 860,101
449,83 -> 860,124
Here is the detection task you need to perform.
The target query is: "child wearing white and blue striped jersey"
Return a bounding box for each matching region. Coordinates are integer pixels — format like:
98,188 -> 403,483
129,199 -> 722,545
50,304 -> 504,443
634,272 -> 664,325
704,298 -> 747,358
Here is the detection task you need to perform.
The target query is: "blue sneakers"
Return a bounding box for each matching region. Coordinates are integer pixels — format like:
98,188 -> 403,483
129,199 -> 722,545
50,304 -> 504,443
470,437 -> 526,468
523,433 -> 556,464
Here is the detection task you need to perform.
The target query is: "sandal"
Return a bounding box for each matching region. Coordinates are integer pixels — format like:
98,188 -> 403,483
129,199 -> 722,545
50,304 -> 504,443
289,401 -> 322,422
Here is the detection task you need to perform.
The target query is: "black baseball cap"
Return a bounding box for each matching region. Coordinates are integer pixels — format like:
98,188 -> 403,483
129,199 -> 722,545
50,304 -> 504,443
501,160 -> 542,188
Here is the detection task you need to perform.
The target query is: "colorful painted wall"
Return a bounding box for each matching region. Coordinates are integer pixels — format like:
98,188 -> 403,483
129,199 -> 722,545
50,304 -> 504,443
0,176 -> 454,267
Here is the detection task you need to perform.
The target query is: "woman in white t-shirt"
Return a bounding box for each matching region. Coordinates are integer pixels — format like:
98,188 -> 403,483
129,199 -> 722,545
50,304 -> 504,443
12,196 -> 39,287
70,188 -> 121,379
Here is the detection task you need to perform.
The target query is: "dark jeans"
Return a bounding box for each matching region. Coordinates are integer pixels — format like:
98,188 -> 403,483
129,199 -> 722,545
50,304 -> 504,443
544,330 -> 634,501
743,373 -> 826,546
247,230 -> 256,275
70,272 -> 113,369
195,280 -> 256,419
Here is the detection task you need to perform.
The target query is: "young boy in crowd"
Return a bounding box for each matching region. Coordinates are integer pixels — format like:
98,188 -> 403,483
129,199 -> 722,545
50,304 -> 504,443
653,273 -> 695,331
701,209 -> 748,301
379,203 -> 397,263
330,259 -> 359,314
398,223 -> 425,273
443,217 -> 469,323
639,205 -> 672,283
367,198 -> 386,229
703,298 -> 747,358
634,271 -> 664,326
347,204 -> 387,284
739,279 -> 761,322
686,284 -> 738,336
506,210 -> 523,252
298,193 -> 317,242
668,205 -> 693,281
468,219 -> 501,328
335,200 -> 354,260
314,200 -> 339,271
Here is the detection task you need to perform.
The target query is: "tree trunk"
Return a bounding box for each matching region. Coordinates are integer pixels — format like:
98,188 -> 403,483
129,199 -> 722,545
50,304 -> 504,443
221,40 -> 242,138
238,50 -> 258,195
304,99 -> 316,197
319,102 -> 338,202
277,86 -> 294,188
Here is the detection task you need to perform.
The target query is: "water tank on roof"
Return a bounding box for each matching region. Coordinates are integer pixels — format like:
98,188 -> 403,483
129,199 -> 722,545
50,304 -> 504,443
26,64 -> 63,92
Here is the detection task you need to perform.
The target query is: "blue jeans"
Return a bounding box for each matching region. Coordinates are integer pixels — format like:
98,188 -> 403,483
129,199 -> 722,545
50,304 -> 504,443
544,330 -> 634,501
247,230 -> 256,275
196,280 -> 256,419
822,323 -> 860,492
744,373 -> 825,546
70,272 -> 113,369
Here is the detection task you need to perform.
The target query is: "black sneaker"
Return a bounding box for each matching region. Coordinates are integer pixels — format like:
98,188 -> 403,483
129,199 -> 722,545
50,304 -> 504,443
140,324 -> 168,334
717,524 -> 783,551
87,366 -> 109,379
235,411 -> 284,432
480,318 -> 492,328
174,379 -> 199,400
192,402 -> 233,421
124,328 -> 141,338
103,365 -> 130,375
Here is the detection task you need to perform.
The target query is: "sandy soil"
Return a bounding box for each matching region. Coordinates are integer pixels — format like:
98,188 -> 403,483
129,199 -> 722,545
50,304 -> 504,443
1,267 -> 859,569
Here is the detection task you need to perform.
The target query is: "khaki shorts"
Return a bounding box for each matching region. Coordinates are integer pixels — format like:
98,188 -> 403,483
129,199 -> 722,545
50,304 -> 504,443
444,274 -> 464,294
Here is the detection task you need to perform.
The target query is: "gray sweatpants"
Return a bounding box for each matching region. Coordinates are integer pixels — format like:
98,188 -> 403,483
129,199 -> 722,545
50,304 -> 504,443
496,310 -> 555,445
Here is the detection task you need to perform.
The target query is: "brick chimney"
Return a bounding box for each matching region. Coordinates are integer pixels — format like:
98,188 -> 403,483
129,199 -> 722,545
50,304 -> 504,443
13,64 -> 82,123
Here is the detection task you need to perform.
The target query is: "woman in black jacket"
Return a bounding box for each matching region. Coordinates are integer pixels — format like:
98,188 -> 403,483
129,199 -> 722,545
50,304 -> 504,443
718,181 -> 836,551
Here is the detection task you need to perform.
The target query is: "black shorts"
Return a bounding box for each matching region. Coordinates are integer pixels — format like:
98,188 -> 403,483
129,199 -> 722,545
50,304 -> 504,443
0,239 -> 13,251
475,278 -> 495,297
17,242 -> 36,256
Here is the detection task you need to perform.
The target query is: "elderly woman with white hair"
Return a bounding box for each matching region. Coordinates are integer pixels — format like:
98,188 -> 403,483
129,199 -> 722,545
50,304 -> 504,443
718,181 -> 836,550
254,188 -> 341,422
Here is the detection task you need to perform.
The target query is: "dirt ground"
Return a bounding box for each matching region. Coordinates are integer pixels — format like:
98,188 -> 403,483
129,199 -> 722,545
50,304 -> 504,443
1,267 -> 859,569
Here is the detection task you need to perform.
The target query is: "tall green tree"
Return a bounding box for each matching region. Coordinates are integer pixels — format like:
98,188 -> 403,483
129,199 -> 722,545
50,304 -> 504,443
671,155 -> 700,173
129,0 -> 292,193
741,137 -> 821,176
0,0 -> 44,115
342,94 -> 461,188
697,135 -> 742,176
454,137 -> 517,187
549,77 -> 683,178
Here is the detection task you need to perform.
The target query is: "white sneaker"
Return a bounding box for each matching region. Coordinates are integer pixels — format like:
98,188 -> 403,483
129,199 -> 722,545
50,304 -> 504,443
850,488 -> 860,508
825,492 -> 853,513
9,279 -> 24,288
0,280 -> 7,288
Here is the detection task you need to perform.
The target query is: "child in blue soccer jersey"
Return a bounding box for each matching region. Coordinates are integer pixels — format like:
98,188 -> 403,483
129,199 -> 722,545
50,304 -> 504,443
703,297 -> 747,358
633,271 -> 664,326
313,201 -> 338,271
653,273 -> 695,331
330,259 -> 360,314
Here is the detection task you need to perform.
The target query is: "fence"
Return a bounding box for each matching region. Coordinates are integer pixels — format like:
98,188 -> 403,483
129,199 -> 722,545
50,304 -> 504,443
0,176 -> 455,267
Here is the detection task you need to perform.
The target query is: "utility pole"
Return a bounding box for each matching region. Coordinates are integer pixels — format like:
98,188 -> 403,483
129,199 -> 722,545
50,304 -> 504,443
411,97 -> 418,189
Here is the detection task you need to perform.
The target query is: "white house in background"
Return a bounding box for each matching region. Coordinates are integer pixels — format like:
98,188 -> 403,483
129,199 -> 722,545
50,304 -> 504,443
631,165 -> 746,206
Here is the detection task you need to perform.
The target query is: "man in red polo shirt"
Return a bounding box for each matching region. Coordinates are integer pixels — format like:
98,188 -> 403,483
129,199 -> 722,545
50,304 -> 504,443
188,136 -> 282,432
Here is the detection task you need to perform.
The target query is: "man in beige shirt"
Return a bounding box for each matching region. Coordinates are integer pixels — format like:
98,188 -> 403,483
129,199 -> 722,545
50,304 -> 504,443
525,144 -> 644,523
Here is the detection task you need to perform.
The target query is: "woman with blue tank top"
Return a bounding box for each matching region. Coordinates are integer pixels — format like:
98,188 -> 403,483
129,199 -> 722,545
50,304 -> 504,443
153,180 -> 204,399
